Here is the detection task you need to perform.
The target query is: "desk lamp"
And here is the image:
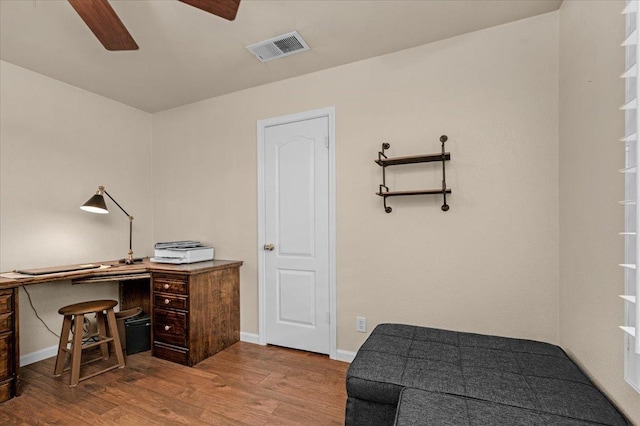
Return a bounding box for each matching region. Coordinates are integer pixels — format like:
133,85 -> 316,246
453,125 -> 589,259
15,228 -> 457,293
81,185 -> 141,264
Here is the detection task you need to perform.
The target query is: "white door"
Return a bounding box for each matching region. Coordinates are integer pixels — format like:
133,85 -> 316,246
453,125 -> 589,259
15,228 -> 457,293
264,116 -> 330,354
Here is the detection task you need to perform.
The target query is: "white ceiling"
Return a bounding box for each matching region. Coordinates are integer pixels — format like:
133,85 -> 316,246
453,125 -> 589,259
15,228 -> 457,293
0,0 -> 562,113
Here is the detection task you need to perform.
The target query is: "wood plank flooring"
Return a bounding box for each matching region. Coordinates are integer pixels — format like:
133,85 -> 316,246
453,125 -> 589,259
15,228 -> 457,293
0,343 -> 349,425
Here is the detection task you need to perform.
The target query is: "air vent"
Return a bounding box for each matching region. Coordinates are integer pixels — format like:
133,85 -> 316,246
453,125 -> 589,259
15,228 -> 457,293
246,31 -> 310,63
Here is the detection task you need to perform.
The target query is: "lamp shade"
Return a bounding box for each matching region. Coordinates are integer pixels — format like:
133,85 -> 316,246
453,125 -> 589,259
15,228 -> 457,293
81,193 -> 109,214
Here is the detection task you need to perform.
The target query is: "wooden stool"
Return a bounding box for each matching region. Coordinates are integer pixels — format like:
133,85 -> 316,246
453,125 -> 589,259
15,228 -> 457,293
53,300 -> 125,387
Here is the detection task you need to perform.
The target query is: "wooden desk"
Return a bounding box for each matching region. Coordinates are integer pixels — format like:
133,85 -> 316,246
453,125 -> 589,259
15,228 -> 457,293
0,259 -> 243,403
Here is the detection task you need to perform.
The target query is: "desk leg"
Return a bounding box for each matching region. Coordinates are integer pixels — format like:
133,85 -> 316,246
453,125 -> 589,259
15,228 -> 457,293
14,288 -> 20,398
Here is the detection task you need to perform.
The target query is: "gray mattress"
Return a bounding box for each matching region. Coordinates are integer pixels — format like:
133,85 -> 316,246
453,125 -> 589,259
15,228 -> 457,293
345,323 -> 630,426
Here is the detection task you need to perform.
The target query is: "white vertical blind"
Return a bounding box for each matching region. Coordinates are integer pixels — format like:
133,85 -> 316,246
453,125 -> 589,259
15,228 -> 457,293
621,0 -> 639,351
621,2 -> 640,383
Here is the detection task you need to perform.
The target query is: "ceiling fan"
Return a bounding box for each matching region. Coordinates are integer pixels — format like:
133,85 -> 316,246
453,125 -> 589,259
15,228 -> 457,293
67,0 -> 241,51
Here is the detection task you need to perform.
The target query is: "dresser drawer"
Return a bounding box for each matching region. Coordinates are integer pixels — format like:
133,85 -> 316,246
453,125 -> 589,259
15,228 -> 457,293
153,275 -> 188,295
0,379 -> 13,403
0,313 -> 12,334
0,292 -> 12,314
154,294 -> 187,310
153,342 -> 189,366
0,333 -> 14,381
153,308 -> 187,347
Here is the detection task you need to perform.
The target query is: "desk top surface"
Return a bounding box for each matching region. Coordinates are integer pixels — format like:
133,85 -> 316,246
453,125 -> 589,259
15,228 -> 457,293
0,259 -> 243,289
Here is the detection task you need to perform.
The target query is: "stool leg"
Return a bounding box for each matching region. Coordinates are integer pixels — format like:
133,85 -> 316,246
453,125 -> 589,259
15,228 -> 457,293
106,309 -> 125,368
96,311 -> 109,360
69,314 -> 85,387
53,315 -> 72,377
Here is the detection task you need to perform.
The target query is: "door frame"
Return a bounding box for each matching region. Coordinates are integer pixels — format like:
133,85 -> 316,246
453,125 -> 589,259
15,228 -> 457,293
257,106 -> 337,359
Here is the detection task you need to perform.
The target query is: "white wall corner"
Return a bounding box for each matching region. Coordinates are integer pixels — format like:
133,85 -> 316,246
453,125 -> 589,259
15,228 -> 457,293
335,349 -> 356,363
240,331 -> 261,345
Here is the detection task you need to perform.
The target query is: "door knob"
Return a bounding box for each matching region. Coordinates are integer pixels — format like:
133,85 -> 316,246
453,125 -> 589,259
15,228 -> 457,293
264,243 -> 275,251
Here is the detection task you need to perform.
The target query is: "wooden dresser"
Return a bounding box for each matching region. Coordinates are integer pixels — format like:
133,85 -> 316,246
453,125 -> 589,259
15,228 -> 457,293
0,289 -> 18,403
0,258 -> 242,403
150,261 -> 241,366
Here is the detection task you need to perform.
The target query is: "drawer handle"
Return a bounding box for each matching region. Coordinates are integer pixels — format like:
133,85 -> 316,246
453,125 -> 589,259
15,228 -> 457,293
164,325 -> 171,331
164,299 -> 171,304
164,284 -> 170,290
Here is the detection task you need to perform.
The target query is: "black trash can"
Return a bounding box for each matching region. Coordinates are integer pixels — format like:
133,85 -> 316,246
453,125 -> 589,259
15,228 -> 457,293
124,314 -> 151,355
115,307 -> 142,354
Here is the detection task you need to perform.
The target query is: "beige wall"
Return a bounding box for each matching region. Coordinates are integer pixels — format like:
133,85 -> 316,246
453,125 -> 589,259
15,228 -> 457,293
153,12 -> 560,352
4,2 -> 639,417
559,0 -> 640,422
0,61 -> 153,356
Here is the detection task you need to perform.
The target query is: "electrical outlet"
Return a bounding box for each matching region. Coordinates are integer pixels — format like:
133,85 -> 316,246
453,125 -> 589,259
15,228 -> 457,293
356,316 -> 367,333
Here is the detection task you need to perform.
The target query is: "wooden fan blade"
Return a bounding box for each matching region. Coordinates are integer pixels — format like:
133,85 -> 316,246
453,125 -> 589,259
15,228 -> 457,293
178,0 -> 241,21
68,0 -> 138,51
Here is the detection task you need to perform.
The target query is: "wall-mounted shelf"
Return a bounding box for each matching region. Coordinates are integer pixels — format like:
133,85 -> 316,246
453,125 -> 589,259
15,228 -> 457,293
376,189 -> 453,197
375,153 -> 451,167
376,135 -> 451,213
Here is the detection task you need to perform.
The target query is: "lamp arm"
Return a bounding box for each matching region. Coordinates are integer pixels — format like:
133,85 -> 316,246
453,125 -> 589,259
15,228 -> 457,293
103,189 -> 134,262
102,189 -> 133,220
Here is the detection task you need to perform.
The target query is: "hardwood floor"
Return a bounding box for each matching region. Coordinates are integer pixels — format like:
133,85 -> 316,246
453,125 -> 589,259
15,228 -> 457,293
0,343 -> 349,425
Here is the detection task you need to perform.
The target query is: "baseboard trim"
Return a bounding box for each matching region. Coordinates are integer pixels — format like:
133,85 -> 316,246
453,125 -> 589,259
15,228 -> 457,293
21,345 -> 58,366
238,333 -> 353,363
335,349 -> 356,363
22,337 -> 351,365
240,332 -> 261,345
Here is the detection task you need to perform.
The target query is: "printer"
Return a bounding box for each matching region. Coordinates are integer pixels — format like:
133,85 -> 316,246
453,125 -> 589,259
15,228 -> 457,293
150,240 -> 214,264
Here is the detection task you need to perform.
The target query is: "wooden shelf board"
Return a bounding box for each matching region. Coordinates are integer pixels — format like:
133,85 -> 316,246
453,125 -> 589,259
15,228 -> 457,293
376,189 -> 452,197
375,152 -> 450,166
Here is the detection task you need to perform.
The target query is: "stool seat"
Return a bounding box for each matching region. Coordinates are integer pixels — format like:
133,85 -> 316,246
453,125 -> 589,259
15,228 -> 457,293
58,300 -> 118,316
54,299 -> 125,387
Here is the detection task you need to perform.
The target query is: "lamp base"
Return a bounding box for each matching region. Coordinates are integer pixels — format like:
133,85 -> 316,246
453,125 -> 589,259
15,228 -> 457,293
119,257 -> 144,264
